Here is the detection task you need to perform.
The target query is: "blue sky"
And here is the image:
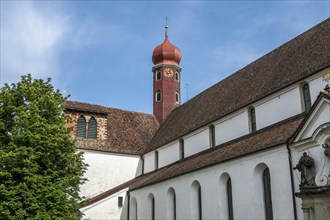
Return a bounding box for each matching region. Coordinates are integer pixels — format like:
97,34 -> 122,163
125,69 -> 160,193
1,1 -> 329,114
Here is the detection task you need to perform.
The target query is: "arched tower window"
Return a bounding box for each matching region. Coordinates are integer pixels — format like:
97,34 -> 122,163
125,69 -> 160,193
249,107 -> 256,133
175,91 -> 180,104
167,188 -> 176,220
156,70 -> 162,81
227,178 -> 234,220
191,181 -> 202,220
302,83 -> 311,112
87,117 -> 97,139
179,139 -> 184,159
263,168 -> 273,220
175,71 -> 179,81
209,124 -> 215,148
156,90 -> 162,102
76,116 -> 86,138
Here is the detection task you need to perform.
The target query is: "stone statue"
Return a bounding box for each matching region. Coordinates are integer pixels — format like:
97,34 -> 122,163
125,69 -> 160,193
293,152 -> 315,187
323,138 -> 330,159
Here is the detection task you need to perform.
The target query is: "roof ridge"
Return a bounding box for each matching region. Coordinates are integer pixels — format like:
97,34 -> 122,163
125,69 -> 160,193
65,100 -> 155,117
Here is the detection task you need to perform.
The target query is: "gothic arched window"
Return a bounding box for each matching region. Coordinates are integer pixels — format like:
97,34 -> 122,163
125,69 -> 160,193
302,83 -> 311,112
179,139 -> 184,159
155,151 -> 159,169
249,107 -> 256,133
227,178 -> 234,220
130,197 -> 138,220
76,116 -> 86,138
263,168 -> 273,220
209,125 -> 215,148
87,117 -> 97,139
167,188 -> 176,220
148,194 -> 155,220
191,181 -> 202,220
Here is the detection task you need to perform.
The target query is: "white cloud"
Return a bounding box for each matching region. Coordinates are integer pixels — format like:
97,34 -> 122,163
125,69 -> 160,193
0,1 -> 69,85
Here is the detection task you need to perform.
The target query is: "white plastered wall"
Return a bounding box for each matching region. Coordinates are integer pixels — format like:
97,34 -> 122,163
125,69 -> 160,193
143,152 -> 155,173
80,149 -> 140,198
130,146 -> 297,220
255,87 -> 301,130
158,142 -> 180,168
215,111 -> 249,145
184,128 -> 209,157
81,190 -> 128,220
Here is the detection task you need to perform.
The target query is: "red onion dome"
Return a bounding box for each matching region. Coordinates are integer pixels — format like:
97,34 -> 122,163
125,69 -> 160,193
152,35 -> 182,65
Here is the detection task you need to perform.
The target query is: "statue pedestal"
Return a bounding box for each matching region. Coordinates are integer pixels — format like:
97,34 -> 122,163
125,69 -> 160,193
296,186 -> 330,220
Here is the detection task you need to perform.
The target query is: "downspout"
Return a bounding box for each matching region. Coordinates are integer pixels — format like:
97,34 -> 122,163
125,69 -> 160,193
127,191 -> 130,220
286,140 -> 298,220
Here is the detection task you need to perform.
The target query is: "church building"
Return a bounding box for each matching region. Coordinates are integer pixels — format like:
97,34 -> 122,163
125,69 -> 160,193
64,18 -> 330,220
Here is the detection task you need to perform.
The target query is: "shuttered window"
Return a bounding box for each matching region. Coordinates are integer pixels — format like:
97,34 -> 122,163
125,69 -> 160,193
263,168 -> 273,220
76,116 -> 86,138
227,178 -> 234,220
87,117 -> 97,139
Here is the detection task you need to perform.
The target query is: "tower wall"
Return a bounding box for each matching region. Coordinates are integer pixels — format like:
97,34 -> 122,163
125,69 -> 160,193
153,65 -> 181,123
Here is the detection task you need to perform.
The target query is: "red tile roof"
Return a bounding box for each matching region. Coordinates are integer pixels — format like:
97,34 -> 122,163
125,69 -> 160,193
145,18 -> 330,154
64,101 -> 159,155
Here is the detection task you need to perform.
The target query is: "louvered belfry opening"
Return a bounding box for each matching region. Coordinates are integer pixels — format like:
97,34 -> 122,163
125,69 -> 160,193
76,116 -> 86,138
87,117 -> 97,139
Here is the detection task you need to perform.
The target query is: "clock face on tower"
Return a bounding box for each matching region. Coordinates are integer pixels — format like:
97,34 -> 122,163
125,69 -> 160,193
163,68 -> 174,78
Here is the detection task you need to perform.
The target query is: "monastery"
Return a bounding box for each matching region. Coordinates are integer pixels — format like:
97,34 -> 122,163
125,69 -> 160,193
64,18 -> 330,219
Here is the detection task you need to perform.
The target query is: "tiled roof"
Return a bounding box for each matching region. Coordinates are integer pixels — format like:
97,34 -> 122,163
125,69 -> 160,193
130,114 -> 305,191
145,18 -> 330,153
64,101 -> 159,155
63,101 -> 108,114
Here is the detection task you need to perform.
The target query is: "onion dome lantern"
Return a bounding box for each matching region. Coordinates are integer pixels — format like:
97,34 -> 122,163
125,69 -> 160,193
152,24 -> 182,65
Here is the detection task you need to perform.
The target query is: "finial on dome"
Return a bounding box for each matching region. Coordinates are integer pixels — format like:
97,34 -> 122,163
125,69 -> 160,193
165,16 -> 169,36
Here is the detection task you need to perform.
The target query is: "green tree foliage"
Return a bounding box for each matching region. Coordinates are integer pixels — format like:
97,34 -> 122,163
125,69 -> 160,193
0,74 -> 87,219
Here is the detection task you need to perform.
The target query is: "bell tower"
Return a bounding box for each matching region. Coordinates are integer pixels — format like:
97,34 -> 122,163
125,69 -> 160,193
152,23 -> 182,123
